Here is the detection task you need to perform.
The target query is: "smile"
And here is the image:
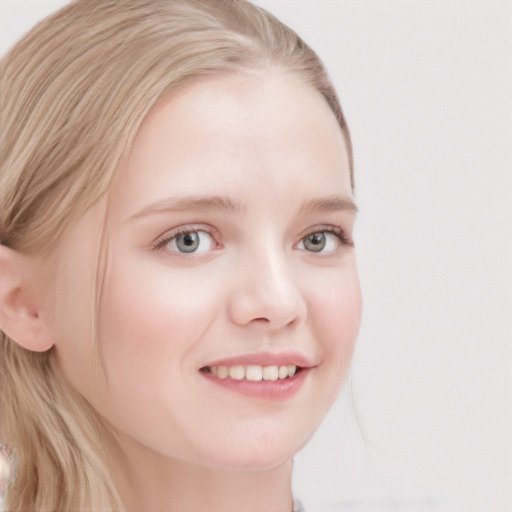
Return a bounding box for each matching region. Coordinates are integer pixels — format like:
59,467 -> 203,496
199,353 -> 313,400
202,364 -> 298,381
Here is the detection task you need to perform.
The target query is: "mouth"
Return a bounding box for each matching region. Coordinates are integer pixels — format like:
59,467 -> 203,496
200,364 -> 302,381
198,352 -> 313,400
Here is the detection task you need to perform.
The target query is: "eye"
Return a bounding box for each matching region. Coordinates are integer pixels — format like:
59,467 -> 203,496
297,228 -> 351,254
301,232 -> 329,252
154,229 -> 215,254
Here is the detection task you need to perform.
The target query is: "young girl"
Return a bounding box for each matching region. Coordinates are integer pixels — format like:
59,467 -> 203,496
0,1 -> 361,510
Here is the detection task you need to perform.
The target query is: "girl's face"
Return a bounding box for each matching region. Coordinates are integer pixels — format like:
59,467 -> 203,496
46,70 -> 361,470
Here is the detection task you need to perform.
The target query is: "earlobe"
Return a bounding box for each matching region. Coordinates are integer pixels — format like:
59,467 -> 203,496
0,244 -> 54,352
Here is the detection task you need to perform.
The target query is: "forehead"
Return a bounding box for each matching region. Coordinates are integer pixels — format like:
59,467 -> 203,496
108,70 -> 352,218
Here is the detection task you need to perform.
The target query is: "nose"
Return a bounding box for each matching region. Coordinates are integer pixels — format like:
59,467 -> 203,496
227,248 -> 307,329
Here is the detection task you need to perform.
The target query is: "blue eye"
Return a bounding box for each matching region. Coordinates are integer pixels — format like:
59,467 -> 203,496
298,229 -> 349,254
164,230 -> 214,254
302,232 -> 328,252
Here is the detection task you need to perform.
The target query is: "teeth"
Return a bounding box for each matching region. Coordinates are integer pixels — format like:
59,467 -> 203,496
262,366 -> 279,381
278,365 -> 289,379
246,365 -> 263,381
206,364 -> 298,381
229,365 -> 245,380
217,366 -> 228,379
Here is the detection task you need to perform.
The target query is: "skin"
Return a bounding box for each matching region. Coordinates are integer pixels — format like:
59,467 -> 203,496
39,69 -> 362,511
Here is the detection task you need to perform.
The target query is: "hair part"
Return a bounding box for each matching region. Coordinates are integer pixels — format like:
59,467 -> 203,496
0,1 -> 352,510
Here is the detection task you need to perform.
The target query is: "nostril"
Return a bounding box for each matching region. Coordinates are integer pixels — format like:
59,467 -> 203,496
227,272 -> 307,328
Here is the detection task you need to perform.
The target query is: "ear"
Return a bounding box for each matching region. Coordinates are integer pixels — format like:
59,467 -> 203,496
0,244 -> 54,352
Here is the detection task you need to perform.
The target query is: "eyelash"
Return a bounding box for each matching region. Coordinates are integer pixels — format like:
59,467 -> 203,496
151,225 -> 217,252
302,225 -> 354,248
151,224 -> 353,254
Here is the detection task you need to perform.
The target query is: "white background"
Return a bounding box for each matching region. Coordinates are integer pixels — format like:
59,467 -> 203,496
1,1 -> 511,511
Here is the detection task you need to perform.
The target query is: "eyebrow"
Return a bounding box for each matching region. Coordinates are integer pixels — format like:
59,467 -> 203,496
129,195 -> 242,220
128,193 -> 357,221
299,195 -> 358,215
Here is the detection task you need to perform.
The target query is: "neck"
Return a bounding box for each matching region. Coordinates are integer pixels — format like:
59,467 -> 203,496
117,439 -> 294,512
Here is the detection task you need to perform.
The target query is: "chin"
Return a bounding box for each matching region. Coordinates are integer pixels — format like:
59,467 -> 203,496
196,423 -> 316,471
209,450 -> 296,472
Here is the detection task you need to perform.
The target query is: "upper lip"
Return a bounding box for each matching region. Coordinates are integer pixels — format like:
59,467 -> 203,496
201,351 -> 316,369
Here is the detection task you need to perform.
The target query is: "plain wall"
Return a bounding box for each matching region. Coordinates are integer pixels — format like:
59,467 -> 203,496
1,1 -> 511,511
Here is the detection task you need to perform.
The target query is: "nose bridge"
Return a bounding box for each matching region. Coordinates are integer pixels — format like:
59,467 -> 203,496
228,239 -> 307,328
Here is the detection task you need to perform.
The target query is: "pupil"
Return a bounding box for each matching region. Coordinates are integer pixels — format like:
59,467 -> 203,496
177,232 -> 199,252
305,233 -> 326,252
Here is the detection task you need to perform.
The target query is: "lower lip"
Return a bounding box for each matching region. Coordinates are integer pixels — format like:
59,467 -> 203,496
200,368 -> 310,401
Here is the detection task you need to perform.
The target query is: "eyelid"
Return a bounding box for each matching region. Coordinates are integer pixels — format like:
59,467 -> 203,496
150,223 -> 352,253
151,224 -> 220,252
299,224 -> 354,248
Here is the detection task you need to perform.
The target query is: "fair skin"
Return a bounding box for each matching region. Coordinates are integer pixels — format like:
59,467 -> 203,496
2,69 -> 361,511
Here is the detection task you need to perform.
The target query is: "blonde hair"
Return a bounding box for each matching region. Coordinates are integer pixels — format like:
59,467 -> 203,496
0,1 -> 353,510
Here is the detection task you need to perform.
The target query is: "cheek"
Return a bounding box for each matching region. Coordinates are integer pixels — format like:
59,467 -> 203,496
98,256 -> 220,379
88,258 -> 223,446
309,266 -> 362,390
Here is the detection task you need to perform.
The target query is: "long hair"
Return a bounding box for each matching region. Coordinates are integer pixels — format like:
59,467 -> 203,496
0,1 -> 352,510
